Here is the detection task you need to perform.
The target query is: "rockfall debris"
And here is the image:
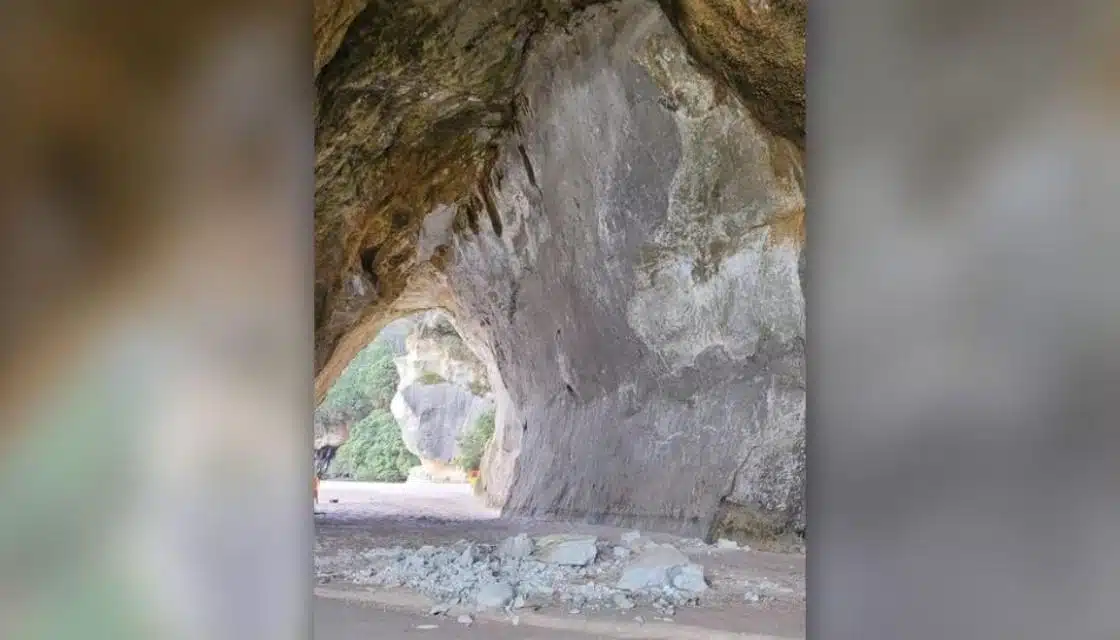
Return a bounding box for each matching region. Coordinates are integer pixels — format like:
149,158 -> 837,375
316,532 -> 721,615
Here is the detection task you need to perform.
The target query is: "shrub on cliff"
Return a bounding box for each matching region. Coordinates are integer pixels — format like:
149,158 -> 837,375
455,409 -> 495,472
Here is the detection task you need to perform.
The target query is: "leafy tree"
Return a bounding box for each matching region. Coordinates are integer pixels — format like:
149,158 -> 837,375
316,339 -> 417,481
320,341 -> 398,416
332,410 -> 418,482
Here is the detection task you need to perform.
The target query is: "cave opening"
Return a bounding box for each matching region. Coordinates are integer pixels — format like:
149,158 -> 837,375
313,310 -> 498,515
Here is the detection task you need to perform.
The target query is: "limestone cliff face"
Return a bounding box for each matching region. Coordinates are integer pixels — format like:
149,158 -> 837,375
314,0 -> 806,538
390,312 -> 493,463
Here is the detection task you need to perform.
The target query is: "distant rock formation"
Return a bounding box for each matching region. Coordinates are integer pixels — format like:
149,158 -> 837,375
390,313 -> 494,467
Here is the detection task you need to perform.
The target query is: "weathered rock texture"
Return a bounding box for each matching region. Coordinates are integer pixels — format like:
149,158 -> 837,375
314,0 -> 806,538
391,312 -> 494,463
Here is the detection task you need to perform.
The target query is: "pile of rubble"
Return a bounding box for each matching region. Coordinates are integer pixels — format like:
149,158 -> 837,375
316,531 -> 728,616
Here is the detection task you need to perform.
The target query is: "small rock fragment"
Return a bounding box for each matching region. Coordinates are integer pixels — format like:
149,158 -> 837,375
612,546 -> 631,560
669,563 -> 708,593
415,624 -> 439,630
457,614 -> 474,626
476,581 -> 515,609
612,593 -> 635,609
716,538 -> 739,550
633,616 -> 645,624
498,533 -> 534,559
616,545 -> 690,590
620,530 -> 642,547
429,602 -> 452,616
535,534 -> 598,566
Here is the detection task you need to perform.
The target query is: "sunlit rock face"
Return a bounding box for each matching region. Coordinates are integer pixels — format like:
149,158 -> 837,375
390,312 -> 493,464
314,0 -> 805,538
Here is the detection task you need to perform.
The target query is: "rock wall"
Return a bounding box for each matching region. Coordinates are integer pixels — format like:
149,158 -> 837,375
390,313 -> 494,464
442,2 -> 804,537
313,0 -> 806,538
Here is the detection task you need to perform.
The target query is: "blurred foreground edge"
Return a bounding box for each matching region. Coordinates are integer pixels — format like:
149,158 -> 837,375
811,0 -> 1120,639
0,1 -> 312,639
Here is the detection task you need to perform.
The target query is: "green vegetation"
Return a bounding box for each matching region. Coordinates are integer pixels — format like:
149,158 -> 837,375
454,409 -> 496,472
468,379 -> 491,396
316,340 -> 418,481
332,411 -> 416,482
320,341 -> 398,418
416,371 -> 447,385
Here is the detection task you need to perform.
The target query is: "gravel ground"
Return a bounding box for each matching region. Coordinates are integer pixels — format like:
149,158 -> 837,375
314,481 -> 805,638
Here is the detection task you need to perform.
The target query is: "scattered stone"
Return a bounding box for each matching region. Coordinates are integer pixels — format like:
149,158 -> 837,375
457,614 -> 474,626
569,609 -> 581,615
633,615 -> 645,624
745,591 -> 762,603
716,538 -> 739,550
620,531 -> 642,547
498,533 -> 534,559
616,545 -> 690,591
415,624 -> 439,630
476,581 -> 515,609
329,498 -> 339,503
314,533 -> 763,617
670,564 -> 708,593
535,534 -> 598,566
510,615 -> 520,626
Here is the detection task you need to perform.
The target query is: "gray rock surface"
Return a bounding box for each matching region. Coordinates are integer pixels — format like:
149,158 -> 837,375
392,383 -> 492,463
390,313 -> 494,463
444,0 -> 805,537
669,564 -> 708,593
497,533 -> 534,560
475,580 -> 515,609
616,545 -> 693,591
534,534 -> 598,566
